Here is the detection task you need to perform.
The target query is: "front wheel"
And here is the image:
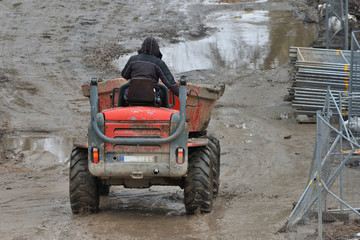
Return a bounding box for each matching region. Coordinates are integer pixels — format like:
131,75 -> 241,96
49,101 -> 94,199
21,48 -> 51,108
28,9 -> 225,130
69,147 -> 99,214
184,147 -> 213,214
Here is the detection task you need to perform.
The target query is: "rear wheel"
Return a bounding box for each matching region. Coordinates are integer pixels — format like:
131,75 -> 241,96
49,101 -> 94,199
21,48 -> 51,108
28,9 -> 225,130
98,183 -> 110,196
184,147 -> 213,214
207,136 -> 221,197
69,147 -> 99,214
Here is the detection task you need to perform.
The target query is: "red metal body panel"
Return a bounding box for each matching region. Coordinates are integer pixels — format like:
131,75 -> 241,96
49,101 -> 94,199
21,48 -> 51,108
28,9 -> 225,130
82,78 -> 224,133
104,122 -> 170,153
82,78 -> 127,112
105,122 -> 170,138
187,138 -> 209,147
170,84 -> 223,132
102,106 -> 178,122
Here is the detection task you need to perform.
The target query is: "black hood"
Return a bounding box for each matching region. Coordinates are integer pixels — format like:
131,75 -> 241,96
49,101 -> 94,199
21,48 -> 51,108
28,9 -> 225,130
138,36 -> 163,59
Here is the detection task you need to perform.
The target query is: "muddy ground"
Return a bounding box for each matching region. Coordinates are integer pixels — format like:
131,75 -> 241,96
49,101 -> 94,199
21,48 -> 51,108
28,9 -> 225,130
0,0 -> 348,239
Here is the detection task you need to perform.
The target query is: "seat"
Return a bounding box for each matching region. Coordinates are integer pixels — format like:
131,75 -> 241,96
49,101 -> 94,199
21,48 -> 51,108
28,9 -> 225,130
126,78 -> 156,105
115,79 -> 172,108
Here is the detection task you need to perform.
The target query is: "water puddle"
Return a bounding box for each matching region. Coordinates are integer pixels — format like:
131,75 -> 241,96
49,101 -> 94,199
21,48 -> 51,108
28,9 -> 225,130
115,7 -> 316,73
4,137 -> 74,163
205,0 -> 282,4
102,186 -> 185,216
212,0 -> 267,3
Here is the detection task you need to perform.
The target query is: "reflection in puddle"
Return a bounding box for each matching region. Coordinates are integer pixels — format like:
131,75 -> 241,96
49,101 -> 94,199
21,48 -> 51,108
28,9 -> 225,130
102,186 -> 185,216
162,10 -> 270,72
213,0 -> 267,3
115,8 -> 316,73
4,137 -> 74,163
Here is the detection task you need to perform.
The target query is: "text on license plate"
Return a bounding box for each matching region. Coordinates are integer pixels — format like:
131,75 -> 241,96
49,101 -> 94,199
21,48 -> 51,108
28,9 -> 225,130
121,156 -> 155,163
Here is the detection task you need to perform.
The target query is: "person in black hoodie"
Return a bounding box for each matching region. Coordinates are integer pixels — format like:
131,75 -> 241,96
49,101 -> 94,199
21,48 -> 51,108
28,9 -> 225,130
121,36 -> 179,99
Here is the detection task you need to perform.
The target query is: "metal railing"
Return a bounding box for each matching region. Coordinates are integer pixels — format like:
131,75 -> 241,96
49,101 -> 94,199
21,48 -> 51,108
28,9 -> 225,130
350,31 -> 360,93
287,89 -> 360,239
288,47 -> 351,116
324,0 -> 349,49
286,31 -> 360,239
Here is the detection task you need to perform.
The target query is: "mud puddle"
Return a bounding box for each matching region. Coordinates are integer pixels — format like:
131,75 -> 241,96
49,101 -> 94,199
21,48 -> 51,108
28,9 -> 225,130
209,0 -> 268,3
101,187 -> 185,215
0,0 -> 322,238
115,8 -> 316,73
3,137 -> 74,163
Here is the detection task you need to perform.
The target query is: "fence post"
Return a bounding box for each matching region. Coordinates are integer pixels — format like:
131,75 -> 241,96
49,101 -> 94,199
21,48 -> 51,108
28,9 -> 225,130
339,93 -> 344,212
345,0 -> 349,50
325,0 -> 329,49
316,111 -> 323,240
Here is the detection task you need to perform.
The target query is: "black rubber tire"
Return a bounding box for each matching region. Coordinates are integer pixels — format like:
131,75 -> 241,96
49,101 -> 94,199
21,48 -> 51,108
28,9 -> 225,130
207,136 -> 221,197
69,147 -> 99,214
98,183 -> 110,196
184,147 -> 214,214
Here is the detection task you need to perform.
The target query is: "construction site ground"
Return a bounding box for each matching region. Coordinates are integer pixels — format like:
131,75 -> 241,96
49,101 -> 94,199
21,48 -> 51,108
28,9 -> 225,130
0,0 -> 357,239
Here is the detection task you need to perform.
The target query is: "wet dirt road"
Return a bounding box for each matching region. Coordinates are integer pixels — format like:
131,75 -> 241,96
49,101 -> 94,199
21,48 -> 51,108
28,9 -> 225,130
0,0 -> 320,239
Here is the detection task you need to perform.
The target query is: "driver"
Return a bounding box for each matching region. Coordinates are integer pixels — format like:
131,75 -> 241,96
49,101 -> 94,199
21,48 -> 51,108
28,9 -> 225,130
121,36 -> 179,101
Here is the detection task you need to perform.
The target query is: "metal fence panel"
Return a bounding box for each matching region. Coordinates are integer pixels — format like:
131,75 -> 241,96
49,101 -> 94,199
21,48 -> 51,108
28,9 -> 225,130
324,0 -> 348,49
287,31 -> 360,239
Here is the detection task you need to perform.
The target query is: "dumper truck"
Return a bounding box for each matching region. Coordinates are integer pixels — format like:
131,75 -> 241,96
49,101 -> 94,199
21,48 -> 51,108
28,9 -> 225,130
69,76 -> 223,214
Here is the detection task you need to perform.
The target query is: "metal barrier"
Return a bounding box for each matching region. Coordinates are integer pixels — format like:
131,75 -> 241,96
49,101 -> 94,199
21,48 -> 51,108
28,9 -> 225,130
350,31 -> 360,93
286,32 -> 360,240
324,0 -> 349,49
288,0 -> 360,118
348,31 -> 360,118
289,47 -> 351,116
287,89 -> 360,239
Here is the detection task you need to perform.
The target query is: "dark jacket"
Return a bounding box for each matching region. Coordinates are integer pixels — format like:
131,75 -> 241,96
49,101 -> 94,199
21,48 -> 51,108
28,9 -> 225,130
121,37 -> 179,96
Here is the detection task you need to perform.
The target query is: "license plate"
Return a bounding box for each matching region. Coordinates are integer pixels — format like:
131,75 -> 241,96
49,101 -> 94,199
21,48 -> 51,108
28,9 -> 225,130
121,155 -> 155,163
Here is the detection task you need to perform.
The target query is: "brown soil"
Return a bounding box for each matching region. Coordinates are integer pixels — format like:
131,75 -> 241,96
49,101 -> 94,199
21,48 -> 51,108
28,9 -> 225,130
0,0 -> 356,239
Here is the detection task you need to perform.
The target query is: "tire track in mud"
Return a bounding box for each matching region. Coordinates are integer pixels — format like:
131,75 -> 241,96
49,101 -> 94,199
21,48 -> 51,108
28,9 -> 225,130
0,1 -> 69,134
0,178 -> 70,239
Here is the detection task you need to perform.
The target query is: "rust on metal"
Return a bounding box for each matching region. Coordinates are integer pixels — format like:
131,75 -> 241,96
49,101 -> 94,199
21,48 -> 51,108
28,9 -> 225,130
82,78 -> 224,132
82,78 -> 127,111
187,137 -> 209,147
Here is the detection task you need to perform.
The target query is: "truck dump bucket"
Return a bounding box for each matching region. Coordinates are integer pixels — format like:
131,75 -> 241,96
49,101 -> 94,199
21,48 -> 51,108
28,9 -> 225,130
170,83 -> 224,132
82,78 -> 224,133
